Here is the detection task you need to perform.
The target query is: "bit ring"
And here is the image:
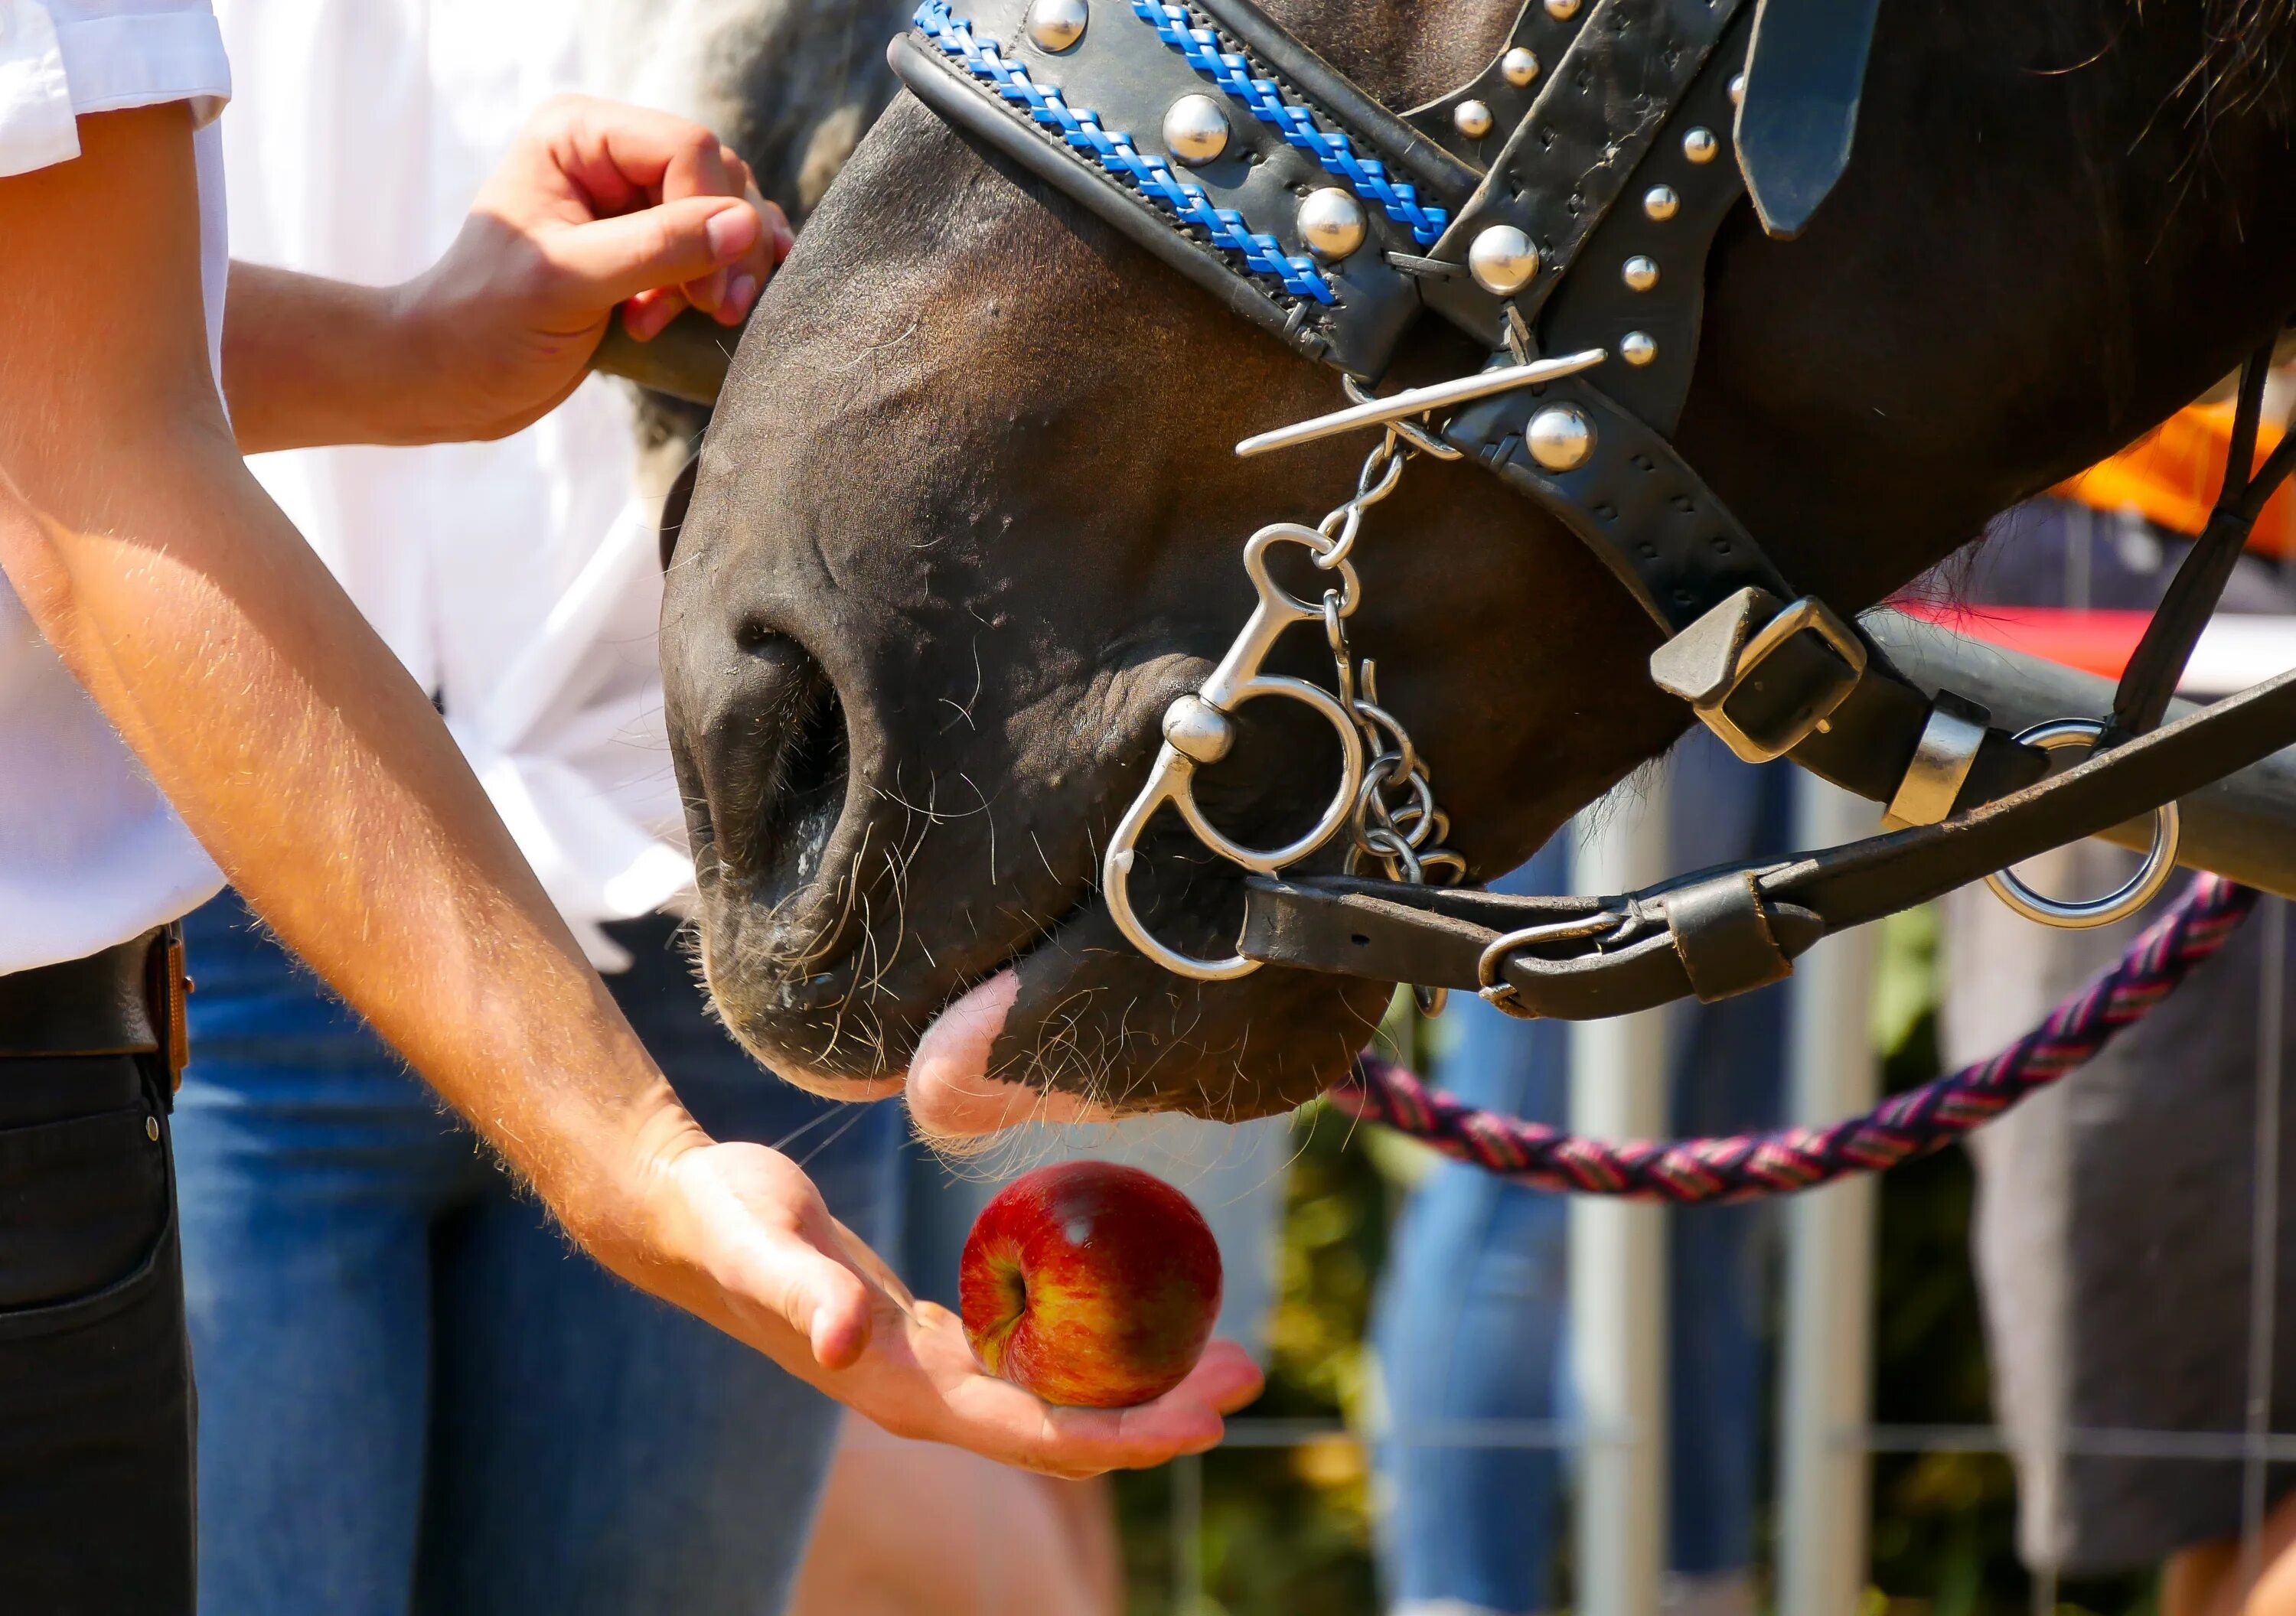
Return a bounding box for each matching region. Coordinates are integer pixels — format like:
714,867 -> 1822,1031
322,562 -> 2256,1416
1983,718 -> 2182,929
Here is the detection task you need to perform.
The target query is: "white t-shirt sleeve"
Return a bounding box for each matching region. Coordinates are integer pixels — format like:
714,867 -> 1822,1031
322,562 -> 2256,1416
0,0 -> 230,178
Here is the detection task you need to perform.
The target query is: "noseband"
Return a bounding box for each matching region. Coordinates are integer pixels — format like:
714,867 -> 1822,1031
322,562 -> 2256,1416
891,0 -> 2296,1020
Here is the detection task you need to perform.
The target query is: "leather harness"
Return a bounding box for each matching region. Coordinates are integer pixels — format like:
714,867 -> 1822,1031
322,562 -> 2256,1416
870,0 -> 2296,1018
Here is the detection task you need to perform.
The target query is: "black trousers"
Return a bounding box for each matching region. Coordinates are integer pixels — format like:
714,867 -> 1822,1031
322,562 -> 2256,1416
0,1049 -> 195,1612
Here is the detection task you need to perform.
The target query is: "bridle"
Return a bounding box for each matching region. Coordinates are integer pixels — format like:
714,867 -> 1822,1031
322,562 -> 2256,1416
888,0 -> 2296,1022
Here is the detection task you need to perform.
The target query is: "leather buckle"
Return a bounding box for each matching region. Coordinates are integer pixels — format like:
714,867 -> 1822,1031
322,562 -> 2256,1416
145,922 -> 191,1091
1650,587 -> 1867,764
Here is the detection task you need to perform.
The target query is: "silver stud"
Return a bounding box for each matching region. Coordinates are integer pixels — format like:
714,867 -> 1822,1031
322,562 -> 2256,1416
1297,187 -> 1367,260
1162,93 -> 1230,165
1622,255 -> 1658,292
1502,47 -> 1541,87
1453,99 -> 1494,140
1620,331 -> 1658,367
1544,0 -> 1582,19
1682,125 -> 1718,163
1162,695 -> 1234,764
1466,225 -> 1539,296
1728,72 -> 1746,106
1642,184 -> 1679,222
1526,406 -> 1594,472
1024,0 -> 1088,52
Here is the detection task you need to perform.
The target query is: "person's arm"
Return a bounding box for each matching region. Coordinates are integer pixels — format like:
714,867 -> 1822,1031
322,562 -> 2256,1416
222,94 -> 791,454
0,103 -> 1257,1474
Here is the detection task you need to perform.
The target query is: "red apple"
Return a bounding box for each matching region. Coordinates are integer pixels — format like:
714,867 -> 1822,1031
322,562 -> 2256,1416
960,1160 -> 1224,1408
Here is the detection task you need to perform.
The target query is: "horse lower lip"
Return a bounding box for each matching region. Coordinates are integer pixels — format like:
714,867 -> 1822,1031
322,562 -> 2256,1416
907,969 -> 1114,1137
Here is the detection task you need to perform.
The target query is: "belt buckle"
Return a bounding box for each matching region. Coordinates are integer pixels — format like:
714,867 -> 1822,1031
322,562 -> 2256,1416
1651,588 -> 1867,764
145,923 -> 191,1090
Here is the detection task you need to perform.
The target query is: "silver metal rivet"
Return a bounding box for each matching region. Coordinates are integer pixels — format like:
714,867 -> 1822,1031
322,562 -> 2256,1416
1544,0 -> 1582,19
1453,99 -> 1494,140
1728,72 -> 1746,106
1467,224 -> 1540,295
145,1115 -> 160,1142
1526,406 -> 1595,472
1682,125 -> 1719,163
1296,187 -> 1367,260
1502,47 -> 1541,87
1622,255 -> 1658,292
1620,331 -> 1658,367
1025,0 -> 1088,52
1163,694 -> 1234,764
1642,184 -> 1679,222
1162,93 -> 1230,165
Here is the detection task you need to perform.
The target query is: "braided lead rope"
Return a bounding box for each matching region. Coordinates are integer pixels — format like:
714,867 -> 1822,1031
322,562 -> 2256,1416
1328,874 -> 2258,1204
913,0 -> 1334,299
1132,2 -> 1453,246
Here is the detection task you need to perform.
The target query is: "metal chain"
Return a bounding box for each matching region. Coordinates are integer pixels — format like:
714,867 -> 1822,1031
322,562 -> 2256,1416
1305,425 -> 1467,1012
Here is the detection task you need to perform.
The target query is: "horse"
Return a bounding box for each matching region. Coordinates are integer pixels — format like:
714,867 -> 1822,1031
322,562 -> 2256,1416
657,0 -> 2296,1132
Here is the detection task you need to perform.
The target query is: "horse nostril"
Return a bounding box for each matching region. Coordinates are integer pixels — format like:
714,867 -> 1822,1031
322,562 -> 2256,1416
773,666 -> 847,822
694,628 -> 851,890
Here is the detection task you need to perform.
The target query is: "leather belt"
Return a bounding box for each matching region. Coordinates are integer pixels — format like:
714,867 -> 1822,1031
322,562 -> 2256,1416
0,926 -> 191,1087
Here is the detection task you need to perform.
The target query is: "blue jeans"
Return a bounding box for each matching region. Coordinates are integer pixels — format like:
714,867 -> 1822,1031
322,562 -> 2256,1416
1373,735 -> 1787,1614
174,894 -> 902,1616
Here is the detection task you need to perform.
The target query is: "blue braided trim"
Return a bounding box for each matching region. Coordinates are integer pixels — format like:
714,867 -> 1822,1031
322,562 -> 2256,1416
912,0 -> 1332,301
1131,2 -> 1450,247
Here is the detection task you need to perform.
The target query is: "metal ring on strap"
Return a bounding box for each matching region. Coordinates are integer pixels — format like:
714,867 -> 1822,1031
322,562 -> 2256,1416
1983,718 -> 2183,929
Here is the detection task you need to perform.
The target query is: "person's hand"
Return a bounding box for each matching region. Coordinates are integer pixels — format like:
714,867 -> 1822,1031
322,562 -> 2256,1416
622,1135 -> 1266,1476
393,94 -> 794,441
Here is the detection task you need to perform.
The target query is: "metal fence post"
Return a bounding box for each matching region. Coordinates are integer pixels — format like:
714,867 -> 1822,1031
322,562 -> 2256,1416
1570,777 -> 1673,1616
1778,774 -> 1881,1616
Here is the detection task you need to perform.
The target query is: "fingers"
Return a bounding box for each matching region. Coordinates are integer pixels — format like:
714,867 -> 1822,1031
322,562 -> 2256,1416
514,97 -> 790,334
974,1340 -> 1264,1479
549,194 -> 761,321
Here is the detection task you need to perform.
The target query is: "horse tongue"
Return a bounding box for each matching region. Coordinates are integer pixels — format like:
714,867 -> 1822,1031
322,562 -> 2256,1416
906,971 -> 1110,1137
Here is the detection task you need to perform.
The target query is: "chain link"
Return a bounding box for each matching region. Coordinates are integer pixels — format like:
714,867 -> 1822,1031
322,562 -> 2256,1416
1304,426 -> 1466,1012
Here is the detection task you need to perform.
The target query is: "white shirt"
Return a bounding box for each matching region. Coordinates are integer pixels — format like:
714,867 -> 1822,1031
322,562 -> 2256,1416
0,0 -> 232,974
214,0 -> 690,969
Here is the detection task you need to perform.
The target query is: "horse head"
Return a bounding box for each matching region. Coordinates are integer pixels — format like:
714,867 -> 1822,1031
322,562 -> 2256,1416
661,0 -> 2296,1130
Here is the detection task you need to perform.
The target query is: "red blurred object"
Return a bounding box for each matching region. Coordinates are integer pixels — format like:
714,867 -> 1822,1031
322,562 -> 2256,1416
959,1161 -> 1222,1409
1890,601 -> 2152,680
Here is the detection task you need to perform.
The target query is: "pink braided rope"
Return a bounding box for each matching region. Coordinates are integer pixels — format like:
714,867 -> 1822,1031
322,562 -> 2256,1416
1327,874 -> 2258,1204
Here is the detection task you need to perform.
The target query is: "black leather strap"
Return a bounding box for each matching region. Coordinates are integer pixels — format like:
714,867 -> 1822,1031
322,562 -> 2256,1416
2108,347 -> 2292,740
0,930 -> 167,1059
1419,0 -> 1750,344
1450,371 -> 1787,630
1731,0 -> 1883,237
1404,0 -> 1602,168
892,6 -> 1434,379
1190,0 -> 1479,206
1241,660 -> 2296,1015
1537,21 -> 1749,433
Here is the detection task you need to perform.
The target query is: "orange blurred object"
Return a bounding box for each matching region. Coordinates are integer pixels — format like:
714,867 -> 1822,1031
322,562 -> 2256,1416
2053,399 -> 2296,556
